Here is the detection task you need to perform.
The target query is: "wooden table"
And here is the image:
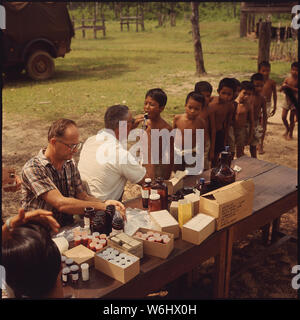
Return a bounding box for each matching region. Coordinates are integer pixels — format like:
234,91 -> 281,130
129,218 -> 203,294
63,156 -> 297,299
63,195 -> 227,299
221,156 -> 298,297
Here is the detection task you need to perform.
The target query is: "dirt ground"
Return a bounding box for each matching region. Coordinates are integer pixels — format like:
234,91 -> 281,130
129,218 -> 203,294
1,89 -> 298,299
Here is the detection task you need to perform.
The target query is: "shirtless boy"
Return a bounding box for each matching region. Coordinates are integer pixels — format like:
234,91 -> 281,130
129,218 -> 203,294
250,73 -> 267,158
194,81 -> 216,170
208,78 -> 236,166
279,61 -> 299,140
233,81 -> 255,158
258,61 -> 277,154
143,88 -> 173,179
173,91 -> 206,172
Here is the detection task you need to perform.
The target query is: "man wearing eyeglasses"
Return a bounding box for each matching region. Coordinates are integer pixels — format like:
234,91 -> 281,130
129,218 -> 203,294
21,118 -> 125,227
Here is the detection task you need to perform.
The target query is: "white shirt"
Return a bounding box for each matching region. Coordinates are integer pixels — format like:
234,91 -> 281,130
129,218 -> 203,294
78,129 -> 146,201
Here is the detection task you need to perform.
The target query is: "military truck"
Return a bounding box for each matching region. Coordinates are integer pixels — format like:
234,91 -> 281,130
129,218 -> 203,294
1,2 -> 74,80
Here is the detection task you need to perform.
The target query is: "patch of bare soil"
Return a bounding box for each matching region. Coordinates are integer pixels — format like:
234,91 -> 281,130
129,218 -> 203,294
2,88 -> 298,299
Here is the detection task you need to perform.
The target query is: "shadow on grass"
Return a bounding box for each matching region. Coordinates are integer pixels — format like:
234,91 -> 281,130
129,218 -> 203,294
2,57 -> 139,88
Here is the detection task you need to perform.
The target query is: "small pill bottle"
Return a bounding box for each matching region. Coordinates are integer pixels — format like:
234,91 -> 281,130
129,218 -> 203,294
81,263 -> 89,281
74,236 -> 82,246
62,267 -> 70,286
70,265 -> 80,285
66,258 -> 74,268
148,194 -> 161,213
81,234 -> 88,247
92,232 -> 100,239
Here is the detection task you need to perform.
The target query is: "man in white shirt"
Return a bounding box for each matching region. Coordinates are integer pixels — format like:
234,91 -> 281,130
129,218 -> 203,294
78,105 -> 147,201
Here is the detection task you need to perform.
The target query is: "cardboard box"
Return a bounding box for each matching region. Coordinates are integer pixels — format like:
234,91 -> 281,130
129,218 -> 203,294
94,247 -> 140,284
108,232 -> 143,258
182,213 -> 216,245
178,199 -> 193,228
150,210 -> 180,239
64,244 -> 95,266
133,227 -> 174,259
199,179 -> 255,230
164,170 -> 186,195
184,192 -> 200,216
169,201 -> 179,220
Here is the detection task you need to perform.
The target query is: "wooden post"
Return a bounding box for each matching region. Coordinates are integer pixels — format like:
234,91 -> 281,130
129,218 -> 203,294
251,14 -> 255,32
136,5 -> 139,32
82,15 -> 85,39
93,19 -> 97,39
93,4 -> 97,39
72,16 -> 76,38
247,14 -> 251,34
258,21 -> 272,68
240,2 -> 247,37
191,2 -> 206,76
141,3 -> 145,31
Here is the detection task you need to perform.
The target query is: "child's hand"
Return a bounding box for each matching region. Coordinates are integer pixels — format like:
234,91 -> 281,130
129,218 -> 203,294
132,114 -> 145,129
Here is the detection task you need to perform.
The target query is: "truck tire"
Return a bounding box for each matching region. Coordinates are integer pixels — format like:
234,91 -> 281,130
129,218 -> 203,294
26,50 -> 55,80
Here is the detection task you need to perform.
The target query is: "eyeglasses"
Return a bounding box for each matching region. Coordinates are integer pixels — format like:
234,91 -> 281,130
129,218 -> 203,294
56,140 -> 82,151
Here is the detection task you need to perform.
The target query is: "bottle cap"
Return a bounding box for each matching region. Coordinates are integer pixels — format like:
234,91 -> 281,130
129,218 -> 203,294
65,258 -> 74,265
145,178 -> 152,183
81,263 -> 89,270
61,255 -> 66,262
149,193 -> 160,201
70,265 -> 79,272
200,178 -> 205,183
62,267 -> 70,274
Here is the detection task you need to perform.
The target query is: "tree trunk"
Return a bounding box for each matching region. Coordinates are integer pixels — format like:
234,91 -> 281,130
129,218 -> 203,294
240,2 -> 247,37
258,21 -> 272,68
191,2 -> 206,76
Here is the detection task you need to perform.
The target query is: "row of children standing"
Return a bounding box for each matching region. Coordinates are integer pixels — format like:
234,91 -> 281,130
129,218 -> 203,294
141,61 -> 298,178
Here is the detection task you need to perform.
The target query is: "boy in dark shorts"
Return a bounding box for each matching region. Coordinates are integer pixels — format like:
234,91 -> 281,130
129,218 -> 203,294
279,61 -> 298,140
173,91 -> 206,173
194,81 -> 216,170
232,81 -> 255,158
258,61 -> 277,154
142,88 -> 174,180
250,73 -> 267,158
208,78 -> 236,166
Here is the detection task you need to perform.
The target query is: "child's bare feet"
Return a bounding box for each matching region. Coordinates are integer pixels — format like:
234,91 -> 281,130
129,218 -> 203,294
258,145 -> 265,154
286,135 -> 292,140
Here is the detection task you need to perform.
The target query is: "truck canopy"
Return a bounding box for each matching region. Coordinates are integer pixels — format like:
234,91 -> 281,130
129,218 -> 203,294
3,2 -> 74,44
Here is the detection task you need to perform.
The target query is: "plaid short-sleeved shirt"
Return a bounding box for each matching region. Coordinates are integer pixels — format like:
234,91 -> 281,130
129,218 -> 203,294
21,149 -> 84,227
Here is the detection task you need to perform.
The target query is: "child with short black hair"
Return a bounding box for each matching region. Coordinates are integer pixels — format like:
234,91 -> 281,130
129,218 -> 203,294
279,61 -> 298,140
250,73 -> 267,158
258,61 -> 277,153
231,81 -> 255,158
209,78 -> 236,166
143,88 -> 174,179
173,91 -> 206,172
194,81 -> 216,170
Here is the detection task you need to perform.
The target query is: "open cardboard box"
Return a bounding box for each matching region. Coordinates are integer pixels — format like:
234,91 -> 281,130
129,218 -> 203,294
164,170 -> 186,195
182,213 -> 216,245
150,209 -> 180,239
133,227 -> 174,259
199,179 -> 255,230
94,246 -> 140,284
108,232 -> 143,258
64,244 -> 95,266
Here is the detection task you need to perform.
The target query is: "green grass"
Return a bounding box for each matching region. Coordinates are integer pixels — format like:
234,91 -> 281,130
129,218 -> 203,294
3,19 -> 295,123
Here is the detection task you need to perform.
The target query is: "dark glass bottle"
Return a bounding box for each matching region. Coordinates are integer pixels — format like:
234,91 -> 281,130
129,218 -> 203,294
210,151 -> 236,189
152,177 -> 168,210
112,210 -> 124,233
141,178 -> 152,208
105,205 -> 115,235
196,178 -> 209,195
84,207 -> 95,230
91,211 -> 106,234
224,146 -> 232,167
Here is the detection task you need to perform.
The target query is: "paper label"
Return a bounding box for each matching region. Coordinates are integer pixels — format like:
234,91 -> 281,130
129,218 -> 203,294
141,189 -> 149,198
